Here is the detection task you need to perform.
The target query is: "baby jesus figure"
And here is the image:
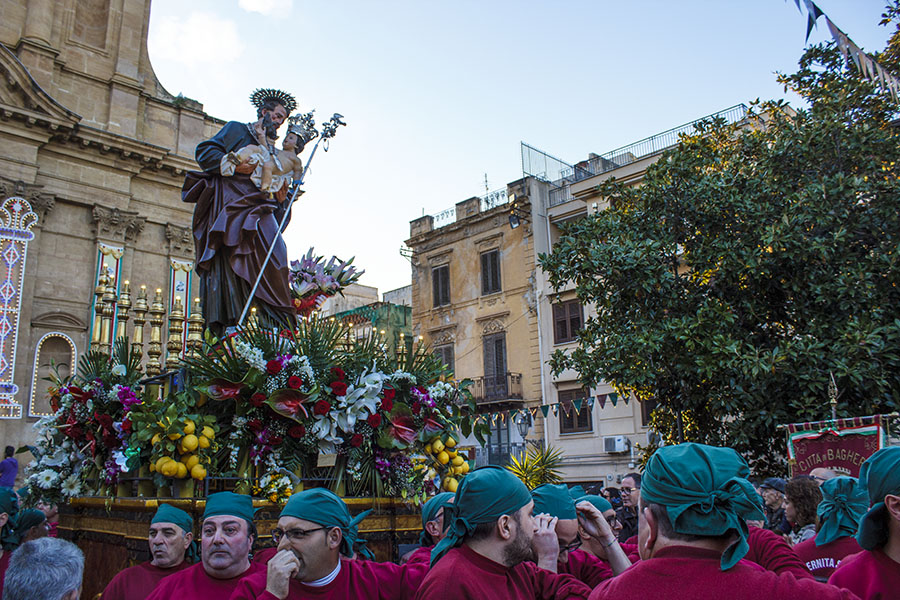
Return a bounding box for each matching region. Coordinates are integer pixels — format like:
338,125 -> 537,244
222,121 -> 304,198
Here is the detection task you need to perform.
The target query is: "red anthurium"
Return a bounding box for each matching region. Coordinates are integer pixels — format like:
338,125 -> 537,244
389,414 -> 418,446
205,380 -> 247,401
267,389 -> 311,423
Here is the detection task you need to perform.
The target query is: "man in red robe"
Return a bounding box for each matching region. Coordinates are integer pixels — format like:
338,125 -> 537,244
793,476 -> 865,581
590,443 -> 859,600
573,494 -> 641,567
829,447 -> 900,599
744,524 -> 813,579
102,504 -> 195,599
529,484 -> 631,587
404,492 -> 454,564
146,492 -> 265,599
230,488 -> 427,599
413,466 -> 591,599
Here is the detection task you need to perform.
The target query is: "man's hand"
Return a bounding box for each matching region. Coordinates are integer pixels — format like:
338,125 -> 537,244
253,119 -> 268,144
265,549 -> 300,600
575,501 -> 614,543
531,513 -> 560,572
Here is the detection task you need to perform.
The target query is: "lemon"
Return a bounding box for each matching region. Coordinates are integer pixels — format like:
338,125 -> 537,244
431,439 -> 445,454
436,451 -> 450,465
201,426 -> 215,439
451,455 -> 464,467
181,434 -> 199,453
424,443 -> 432,454
161,460 -> 178,477
183,454 -> 200,469
155,456 -> 172,473
190,464 -> 207,480
183,419 -> 196,435
447,450 -> 457,458
198,435 -> 211,449
445,436 -> 457,448
460,462 -> 470,474
149,462 -> 156,473
168,431 -> 181,441
445,477 -> 459,493
151,433 -> 162,445
175,462 -> 188,479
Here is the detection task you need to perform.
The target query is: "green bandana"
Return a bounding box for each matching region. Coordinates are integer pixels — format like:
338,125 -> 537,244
532,484 -> 577,520
857,446 -> 900,550
815,477 -> 867,547
568,485 -> 587,499
641,443 -> 764,570
576,495 -> 613,513
16,508 -> 45,533
280,488 -> 371,558
0,487 -> 20,550
431,466 -> 532,567
419,492 -> 455,546
202,492 -> 255,524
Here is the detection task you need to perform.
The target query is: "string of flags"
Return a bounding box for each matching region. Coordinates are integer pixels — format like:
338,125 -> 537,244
474,393 -> 630,426
790,0 -> 900,101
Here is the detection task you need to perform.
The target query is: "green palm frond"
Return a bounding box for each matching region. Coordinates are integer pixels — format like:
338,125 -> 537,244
506,445 -> 564,490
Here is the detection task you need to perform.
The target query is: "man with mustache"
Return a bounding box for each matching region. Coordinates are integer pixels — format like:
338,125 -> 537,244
231,488 -> 427,599
102,504 -> 194,600
146,492 -> 265,599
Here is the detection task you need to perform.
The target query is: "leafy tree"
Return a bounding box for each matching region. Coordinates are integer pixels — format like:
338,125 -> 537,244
540,43 -> 900,474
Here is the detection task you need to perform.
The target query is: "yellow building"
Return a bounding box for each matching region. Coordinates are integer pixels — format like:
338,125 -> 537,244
0,0 -> 224,456
406,190 -> 542,466
525,105 -> 749,486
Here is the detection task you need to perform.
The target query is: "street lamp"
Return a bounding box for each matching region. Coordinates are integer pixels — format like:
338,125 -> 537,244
514,411 -> 531,439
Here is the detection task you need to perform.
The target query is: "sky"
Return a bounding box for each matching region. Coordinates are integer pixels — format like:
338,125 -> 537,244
146,0 -> 894,295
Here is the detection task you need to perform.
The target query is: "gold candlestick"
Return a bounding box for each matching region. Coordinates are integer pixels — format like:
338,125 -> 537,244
99,269 -> 118,355
186,297 -> 205,358
116,280 -> 132,341
91,267 -> 108,352
166,296 -> 185,371
146,288 -> 165,377
132,285 -> 148,359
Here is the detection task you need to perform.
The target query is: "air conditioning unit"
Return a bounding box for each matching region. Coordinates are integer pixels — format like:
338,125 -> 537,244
603,435 -> 630,454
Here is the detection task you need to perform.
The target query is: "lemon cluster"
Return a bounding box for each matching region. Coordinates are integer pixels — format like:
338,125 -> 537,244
424,435 -> 469,493
149,419 -> 215,481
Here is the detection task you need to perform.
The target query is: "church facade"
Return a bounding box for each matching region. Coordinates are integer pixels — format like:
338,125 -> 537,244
0,0 -> 217,453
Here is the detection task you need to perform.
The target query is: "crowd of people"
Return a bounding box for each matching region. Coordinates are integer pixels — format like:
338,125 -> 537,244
0,443 -> 896,599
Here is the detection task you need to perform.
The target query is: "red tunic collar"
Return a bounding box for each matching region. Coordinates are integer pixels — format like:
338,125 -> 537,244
457,543 -> 513,575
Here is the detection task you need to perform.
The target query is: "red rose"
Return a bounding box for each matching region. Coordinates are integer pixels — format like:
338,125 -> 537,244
250,392 -> 267,407
330,367 -> 346,381
121,419 -> 133,435
288,425 -> 306,438
330,381 -> 348,396
367,413 -> 382,428
288,376 -> 303,389
314,400 -> 331,416
350,434 -> 364,447
380,397 -> 393,413
382,387 -> 396,402
247,419 -> 263,433
269,435 -> 283,446
411,402 -> 421,415
266,360 -> 282,375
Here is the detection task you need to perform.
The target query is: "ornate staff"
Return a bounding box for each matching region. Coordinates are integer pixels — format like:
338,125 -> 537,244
237,111 -> 346,326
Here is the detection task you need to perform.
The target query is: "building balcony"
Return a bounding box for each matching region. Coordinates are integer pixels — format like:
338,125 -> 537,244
470,372 -> 523,407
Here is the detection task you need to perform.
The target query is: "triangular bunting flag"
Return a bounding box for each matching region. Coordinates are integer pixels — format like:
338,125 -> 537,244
803,0 -> 824,42
551,404 -> 559,416
609,393 -> 618,407
597,394 -> 607,409
541,405 -> 550,419
622,394 -> 630,406
572,398 -> 583,414
586,397 -> 594,410
560,402 -> 571,418
530,408 -> 539,420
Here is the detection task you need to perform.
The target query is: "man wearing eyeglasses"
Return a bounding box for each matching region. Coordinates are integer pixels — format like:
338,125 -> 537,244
146,492 -> 265,599
231,488 -> 428,599
616,473 -> 641,543
529,484 -> 632,587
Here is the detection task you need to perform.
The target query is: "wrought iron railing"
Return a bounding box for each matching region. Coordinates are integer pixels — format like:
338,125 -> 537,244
470,371 -> 523,403
538,103 -> 749,208
429,187 -> 510,229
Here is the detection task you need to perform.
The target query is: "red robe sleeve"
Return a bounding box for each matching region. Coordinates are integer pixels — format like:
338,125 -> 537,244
526,562 -> 593,600
744,525 -> 813,579
560,550 -> 614,587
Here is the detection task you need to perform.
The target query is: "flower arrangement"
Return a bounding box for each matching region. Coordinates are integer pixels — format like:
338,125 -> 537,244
289,249 -> 363,316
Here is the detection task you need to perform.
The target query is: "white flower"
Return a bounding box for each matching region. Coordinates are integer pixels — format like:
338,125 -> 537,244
390,370 -> 417,384
234,340 -> 267,372
112,450 -> 129,470
40,450 -> 68,468
111,364 -> 127,376
36,469 -> 59,489
61,474 -> 81,496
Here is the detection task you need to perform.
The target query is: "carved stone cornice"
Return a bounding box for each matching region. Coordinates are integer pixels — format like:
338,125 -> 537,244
165,223 -> 194,258
0,177 -> 55,224
92,205 -> 145,244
